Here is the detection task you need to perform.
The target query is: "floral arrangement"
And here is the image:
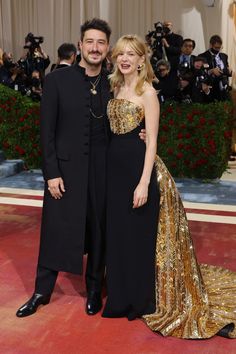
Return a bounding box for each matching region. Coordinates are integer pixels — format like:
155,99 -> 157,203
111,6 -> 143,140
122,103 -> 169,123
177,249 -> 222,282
0,84 -> 233,178
0,84 -> 40,169
158,102 -> 233,178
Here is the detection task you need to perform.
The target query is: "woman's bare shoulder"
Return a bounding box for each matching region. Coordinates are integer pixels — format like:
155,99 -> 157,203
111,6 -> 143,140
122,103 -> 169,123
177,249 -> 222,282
142,83 -> 157,99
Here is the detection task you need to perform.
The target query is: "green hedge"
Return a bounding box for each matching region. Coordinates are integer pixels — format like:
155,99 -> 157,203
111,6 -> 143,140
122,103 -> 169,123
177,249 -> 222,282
0,84 -> 233,178
158,101 -> 233,179
0,85 -> 40,169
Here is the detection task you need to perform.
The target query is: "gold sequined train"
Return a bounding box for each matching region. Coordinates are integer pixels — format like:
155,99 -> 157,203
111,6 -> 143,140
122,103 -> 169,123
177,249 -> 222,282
143,156 -> 236,339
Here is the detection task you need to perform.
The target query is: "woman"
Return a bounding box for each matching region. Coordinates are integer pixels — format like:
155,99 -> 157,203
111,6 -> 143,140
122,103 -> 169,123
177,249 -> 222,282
102,34 -> 236,339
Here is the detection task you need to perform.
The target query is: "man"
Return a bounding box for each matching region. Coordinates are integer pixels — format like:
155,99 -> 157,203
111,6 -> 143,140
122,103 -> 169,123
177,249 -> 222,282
199,35 -> 232,101
0,52 -> 28,93
160,21 -> 183,70
178,38 -> 196,69
191,56 -> 213,103
153,59 -> 178,104
18,32 -> 50,79
16,18 -> 112,318
50,43 -> 77,71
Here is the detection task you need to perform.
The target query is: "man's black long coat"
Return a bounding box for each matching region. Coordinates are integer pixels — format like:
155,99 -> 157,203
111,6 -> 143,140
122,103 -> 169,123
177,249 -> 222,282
38,65 -> 111,274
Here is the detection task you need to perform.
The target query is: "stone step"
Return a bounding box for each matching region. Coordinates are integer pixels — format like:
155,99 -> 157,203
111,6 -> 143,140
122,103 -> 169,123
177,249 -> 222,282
0,159 -> 24,178
0,150 -> 5,164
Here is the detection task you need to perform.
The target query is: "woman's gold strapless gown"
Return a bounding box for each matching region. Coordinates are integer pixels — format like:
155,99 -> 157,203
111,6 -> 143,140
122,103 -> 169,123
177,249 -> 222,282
106,98 -> 236,339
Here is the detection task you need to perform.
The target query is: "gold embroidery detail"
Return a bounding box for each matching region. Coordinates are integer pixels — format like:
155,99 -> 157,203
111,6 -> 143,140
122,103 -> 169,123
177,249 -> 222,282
107,99 -> 144,134
142,156 -> 236,339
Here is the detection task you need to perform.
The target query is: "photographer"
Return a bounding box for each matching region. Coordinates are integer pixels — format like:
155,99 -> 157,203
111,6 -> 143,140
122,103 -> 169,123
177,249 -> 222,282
18,32 -> 50,79
153,60 -> 178,104
177,39 -> 196,70
29,70 -> 43,101
0,52 -> 28,92
175,66 -> 193,104
200,35 -> 232,101
150,21 -> 183,72
191,56 -> 213,103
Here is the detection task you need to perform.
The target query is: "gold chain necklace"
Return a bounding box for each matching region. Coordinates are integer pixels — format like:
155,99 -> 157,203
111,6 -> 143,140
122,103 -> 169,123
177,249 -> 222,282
90,73 -> 101,95
89,109 -> 104,119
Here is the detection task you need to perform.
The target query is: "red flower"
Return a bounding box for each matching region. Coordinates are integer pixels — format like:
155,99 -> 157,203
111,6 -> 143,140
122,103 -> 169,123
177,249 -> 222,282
161,125 -> 169,132
185,132 -> 191,139
209,119 -> 216,125
3,141 -> 10,149
187,113 -> 193,122
192,109 -> 201,115
178,143 -> 184,150
15,145 -> 25,155
208,139 -> 215,146
199,117 -> 206,125
167,148 -> 174,155
176,107 -> 182,115
177,152 -> 183,159
185,144 -> 191,151
167,106 -> 173,113
19,117 -> 25,122
35,119 -> 40,125
177,132 -> 183,139
169,119 -> 174,126
196,159 -> 208,166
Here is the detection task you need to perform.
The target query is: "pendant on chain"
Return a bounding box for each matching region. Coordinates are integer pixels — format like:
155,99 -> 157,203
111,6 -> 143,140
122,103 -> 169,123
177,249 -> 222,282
90,88 -> 97,95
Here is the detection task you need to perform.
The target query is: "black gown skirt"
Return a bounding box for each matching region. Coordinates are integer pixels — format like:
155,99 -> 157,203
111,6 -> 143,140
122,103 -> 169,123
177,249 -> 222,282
103,121 -> 160,320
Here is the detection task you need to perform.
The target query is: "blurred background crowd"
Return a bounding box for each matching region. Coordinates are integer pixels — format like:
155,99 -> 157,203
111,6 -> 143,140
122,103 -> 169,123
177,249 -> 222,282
0,20 -> 232,105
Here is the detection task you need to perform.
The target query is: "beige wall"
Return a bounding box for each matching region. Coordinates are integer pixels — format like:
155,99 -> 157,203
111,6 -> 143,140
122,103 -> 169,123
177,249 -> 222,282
0,0 -> 235,77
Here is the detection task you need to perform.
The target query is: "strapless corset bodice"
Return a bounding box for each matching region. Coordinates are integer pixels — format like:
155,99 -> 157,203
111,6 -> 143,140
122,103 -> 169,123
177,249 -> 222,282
107,99 -> 144,135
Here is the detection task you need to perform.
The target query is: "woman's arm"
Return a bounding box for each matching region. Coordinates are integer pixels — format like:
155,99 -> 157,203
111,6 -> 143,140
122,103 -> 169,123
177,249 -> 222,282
133,87 -> 160,208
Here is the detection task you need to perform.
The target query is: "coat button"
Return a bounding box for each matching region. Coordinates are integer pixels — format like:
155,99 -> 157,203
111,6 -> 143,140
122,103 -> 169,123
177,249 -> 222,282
84,142 -> 89,146
84,152 -> 88,155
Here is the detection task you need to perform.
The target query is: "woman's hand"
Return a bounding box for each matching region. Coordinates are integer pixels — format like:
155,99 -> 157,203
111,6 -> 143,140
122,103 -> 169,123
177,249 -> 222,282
133,182 -> 148,208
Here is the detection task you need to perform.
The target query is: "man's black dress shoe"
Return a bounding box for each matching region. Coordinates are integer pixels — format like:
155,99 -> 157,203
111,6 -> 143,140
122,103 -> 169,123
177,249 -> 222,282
86,291 -> 102,315
16,293 -> 51,318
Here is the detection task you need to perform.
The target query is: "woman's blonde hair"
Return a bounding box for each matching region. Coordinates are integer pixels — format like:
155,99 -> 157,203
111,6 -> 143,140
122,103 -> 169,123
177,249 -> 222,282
0,48 -> 3,66
109,34 -> 154,95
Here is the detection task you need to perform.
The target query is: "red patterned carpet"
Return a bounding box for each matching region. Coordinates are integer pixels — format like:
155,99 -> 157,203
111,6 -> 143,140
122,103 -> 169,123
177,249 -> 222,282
0,190 -> 236,354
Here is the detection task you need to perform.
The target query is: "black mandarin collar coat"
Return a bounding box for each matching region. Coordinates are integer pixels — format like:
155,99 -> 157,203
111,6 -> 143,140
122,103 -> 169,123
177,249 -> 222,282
38,64 -> 112,274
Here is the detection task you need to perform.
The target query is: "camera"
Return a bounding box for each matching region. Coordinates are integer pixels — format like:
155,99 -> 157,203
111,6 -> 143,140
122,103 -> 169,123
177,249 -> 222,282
6,61 -> 24,73
218,75 -> 231,91
215,67 -> 232,92
153,22 -> 171,37
194,67 -> 211,90
24,32 -> 44,50
154,22 -> 164,37
178,63 -> 193,83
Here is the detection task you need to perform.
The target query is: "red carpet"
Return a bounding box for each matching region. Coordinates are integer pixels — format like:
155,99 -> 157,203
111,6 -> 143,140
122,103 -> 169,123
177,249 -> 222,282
0,193 -> 236,354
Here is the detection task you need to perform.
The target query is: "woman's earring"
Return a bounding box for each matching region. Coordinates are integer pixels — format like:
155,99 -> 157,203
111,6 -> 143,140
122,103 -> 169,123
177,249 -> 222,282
137,63 -> 144,72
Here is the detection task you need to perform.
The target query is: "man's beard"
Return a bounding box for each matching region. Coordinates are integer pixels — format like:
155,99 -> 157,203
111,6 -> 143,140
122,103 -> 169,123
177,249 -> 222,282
83,52 -> 103,67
